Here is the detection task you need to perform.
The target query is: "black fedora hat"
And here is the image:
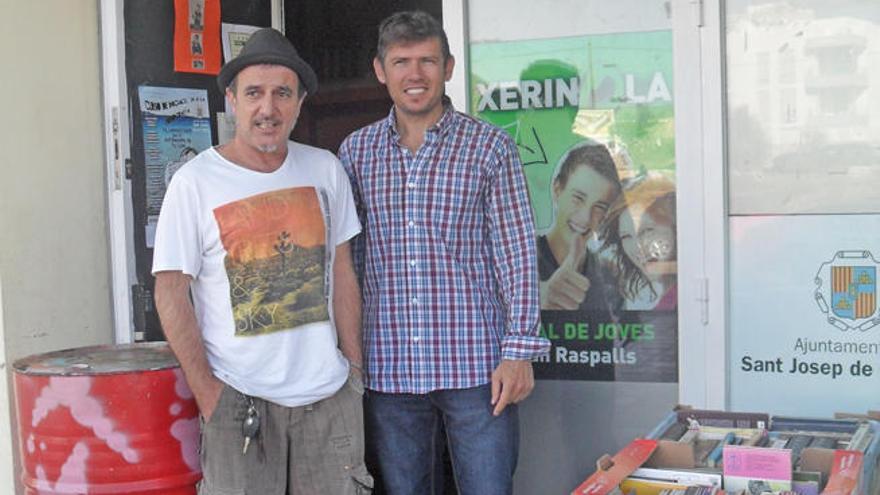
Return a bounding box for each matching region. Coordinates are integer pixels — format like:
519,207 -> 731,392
217,28 -> 318,95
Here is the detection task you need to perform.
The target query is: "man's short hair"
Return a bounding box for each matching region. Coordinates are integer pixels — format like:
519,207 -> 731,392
553,141 -> 621,194
376,11 -> 450,62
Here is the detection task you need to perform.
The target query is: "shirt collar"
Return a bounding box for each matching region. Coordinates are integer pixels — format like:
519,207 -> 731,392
385,96 -> 456,140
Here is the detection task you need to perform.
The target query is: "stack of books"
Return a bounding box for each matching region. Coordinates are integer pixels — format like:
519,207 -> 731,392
620,467 -> 722,495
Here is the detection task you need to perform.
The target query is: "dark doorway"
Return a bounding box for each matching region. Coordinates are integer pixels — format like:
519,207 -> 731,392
284,0 -> 443,152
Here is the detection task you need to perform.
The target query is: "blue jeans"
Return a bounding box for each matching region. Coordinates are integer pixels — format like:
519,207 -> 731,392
364,384 -> 519,495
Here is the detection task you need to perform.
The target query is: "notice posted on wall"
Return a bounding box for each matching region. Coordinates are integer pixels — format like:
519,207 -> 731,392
221,23 -> 261,63
173,0 -> 221,74
138,86 -> 212,247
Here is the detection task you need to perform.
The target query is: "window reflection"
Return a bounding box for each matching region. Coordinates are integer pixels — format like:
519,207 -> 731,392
727,0 -> 880,214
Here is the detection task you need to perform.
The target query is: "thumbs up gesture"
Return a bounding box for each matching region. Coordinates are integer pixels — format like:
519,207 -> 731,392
540,232 -> 592,310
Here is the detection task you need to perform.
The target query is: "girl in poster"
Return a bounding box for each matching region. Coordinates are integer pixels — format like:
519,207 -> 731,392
602,173 -> 677,310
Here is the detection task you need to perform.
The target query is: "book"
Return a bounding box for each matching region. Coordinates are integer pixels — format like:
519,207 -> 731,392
722,445 -> 792,495
768,434 -> 789,449
652,484 -> 720,495
821,450 -> 863,495
661,422 -> 689,441
629,467 -> 722,488
679,429 -> 700,444
846,423 -> 872,452
707,432 -> 737,468
622,469 -> 724,495
678,410 -> 769,430
572,439 -> 659,495
620,476 -> 690,495
851,431 -> 873,453
785,435 -> 812,467
807,436 -> 837,450
771,417 -> 859,434
744,430 -> 768,447
791,471 -> 821,495
694,439 -> 719,467
698,426 -> 764,440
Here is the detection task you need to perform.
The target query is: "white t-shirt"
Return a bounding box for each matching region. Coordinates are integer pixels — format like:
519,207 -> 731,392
152,142 -> 361,407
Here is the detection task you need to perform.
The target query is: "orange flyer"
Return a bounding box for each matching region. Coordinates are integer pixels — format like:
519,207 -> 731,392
174,0 -> 221,74
572,439 -> 659,495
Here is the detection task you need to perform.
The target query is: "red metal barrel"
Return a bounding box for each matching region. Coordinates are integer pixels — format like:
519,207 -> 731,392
13,342 -> 201,494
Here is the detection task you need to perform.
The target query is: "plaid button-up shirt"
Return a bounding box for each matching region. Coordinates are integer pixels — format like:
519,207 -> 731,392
338,101 -> 549,393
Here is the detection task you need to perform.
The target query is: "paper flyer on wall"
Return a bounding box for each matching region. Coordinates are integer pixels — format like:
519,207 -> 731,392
221,23 -> 261,62
470,30 -> 677,382
138,86 -> 212,247
174,0 -> 221,74
216,112 -> 235,145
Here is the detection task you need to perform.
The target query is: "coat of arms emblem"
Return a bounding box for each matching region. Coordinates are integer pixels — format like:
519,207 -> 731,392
814,250 -> 880,331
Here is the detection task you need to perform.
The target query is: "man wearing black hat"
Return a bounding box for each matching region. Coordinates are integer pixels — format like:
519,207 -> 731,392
153,28 -> 372,494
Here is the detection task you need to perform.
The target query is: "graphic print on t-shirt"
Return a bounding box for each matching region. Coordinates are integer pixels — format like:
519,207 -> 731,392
213,187 -> 328,336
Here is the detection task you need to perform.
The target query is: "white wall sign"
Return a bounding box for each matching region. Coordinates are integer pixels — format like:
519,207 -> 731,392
729,214 -> 880,416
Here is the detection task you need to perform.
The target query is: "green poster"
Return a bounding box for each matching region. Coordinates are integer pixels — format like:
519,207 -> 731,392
470,30 -> 674,230
471,31 -> 677,382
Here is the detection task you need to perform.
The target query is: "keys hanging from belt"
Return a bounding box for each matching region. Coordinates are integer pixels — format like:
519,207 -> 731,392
242,397 -> 260,455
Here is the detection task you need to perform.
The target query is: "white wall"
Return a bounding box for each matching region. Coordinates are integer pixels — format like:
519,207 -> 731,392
0,280 -> 13,493
0,0 -> 114,491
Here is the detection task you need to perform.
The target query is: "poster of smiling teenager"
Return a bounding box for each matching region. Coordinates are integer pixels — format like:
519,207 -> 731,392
470,30 -> 678,382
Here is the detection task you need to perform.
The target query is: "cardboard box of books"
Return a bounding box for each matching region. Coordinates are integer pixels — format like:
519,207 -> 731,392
639,407 -> 880,495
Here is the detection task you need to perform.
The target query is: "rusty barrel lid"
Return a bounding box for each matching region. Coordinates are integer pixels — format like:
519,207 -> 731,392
12,342 -> 180,376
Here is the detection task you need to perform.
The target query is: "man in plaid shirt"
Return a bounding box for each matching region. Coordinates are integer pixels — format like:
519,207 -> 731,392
339,10 -> 550,494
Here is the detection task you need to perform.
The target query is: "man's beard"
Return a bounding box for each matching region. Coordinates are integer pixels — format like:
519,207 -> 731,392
253,117 -> 297,154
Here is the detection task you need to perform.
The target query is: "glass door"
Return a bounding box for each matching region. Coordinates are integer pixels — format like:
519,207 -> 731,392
725,0 -> 880,416
447,1 -> 694,492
